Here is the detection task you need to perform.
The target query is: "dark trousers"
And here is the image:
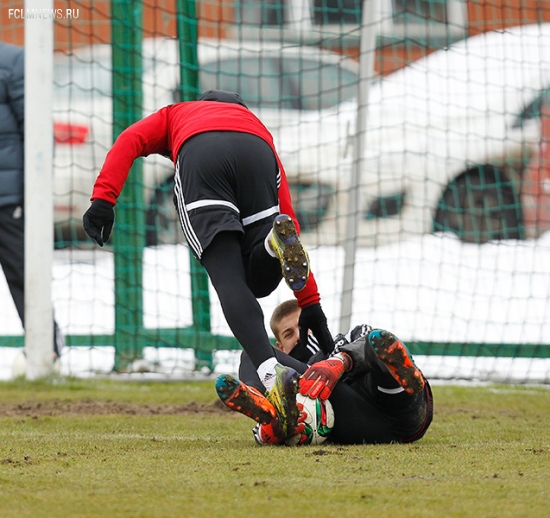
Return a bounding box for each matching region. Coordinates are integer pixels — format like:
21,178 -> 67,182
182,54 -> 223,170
201,231 -> 282,369
0,205 -> 63,356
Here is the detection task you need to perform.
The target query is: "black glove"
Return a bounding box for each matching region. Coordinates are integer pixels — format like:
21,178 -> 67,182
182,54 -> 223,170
83,199 -> 115,246
298,303 -> 334,355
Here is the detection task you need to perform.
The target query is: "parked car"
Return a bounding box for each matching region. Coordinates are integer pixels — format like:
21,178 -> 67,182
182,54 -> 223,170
343,22 -> 550,246
280,22 -> 550,246
52,38 -> 359,245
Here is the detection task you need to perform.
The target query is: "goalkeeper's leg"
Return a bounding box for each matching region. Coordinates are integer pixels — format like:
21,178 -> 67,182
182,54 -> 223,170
366,330 -> 425,395
336,329 -> 425,395
217,366 -> 301,431
216,370 -> 303,444
216,374 -> 276,425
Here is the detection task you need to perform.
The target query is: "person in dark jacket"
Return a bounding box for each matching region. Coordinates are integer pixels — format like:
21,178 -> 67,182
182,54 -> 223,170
0,42 -> 63,359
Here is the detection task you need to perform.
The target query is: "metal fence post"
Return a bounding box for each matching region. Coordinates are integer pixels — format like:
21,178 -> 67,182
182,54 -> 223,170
111,0 -> 145,371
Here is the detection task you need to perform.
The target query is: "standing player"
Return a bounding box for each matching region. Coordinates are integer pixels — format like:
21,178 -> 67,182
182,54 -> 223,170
217,299 -> 433,445
82,90 -> 334,437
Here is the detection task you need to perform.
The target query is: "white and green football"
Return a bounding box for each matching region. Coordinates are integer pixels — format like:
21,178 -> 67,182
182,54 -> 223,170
286,393 -> 335,446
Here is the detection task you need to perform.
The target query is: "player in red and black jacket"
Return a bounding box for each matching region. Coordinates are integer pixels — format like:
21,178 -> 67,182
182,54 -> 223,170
83,91 -> 334,435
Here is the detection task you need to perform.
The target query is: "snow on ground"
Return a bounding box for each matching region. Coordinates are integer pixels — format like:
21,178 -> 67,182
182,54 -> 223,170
1,232 -> 549,383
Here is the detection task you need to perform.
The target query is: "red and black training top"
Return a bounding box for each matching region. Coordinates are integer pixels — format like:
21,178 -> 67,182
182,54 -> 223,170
91,101 -> 321,308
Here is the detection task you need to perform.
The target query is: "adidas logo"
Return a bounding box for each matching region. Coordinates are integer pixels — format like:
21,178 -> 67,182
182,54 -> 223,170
262,372 -> 276,383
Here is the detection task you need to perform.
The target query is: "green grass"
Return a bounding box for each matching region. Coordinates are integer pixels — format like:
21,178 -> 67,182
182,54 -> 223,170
0,379 -> 548,518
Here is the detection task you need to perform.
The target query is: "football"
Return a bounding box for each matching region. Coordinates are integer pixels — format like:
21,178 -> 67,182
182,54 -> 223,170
286,393 -> 335,446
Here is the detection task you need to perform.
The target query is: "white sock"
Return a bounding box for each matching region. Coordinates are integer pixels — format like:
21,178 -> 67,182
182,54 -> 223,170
257,357 -> 279,390
264,230 -> 277,258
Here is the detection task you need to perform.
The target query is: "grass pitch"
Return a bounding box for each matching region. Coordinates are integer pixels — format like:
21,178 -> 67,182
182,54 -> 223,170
0,378 -> 548,518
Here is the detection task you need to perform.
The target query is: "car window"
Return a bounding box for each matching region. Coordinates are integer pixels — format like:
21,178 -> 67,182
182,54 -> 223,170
392,0 -> 449,24
512,87 -> 550,128
312,0 -> 362,24
200,56 -> 294,109
282,57 -> 358,110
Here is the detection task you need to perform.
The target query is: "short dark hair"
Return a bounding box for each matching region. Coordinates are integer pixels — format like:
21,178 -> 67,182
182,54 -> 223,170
270,299 -> 300,341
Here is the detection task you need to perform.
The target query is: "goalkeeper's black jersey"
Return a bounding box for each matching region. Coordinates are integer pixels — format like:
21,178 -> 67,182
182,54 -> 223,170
300,324 -> 433,445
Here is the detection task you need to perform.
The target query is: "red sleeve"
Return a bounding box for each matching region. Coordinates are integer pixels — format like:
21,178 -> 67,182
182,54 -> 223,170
295,272 -> 321,308
274,155 -> 300,234
274,155 -> 321,308
91,107 -> 171,205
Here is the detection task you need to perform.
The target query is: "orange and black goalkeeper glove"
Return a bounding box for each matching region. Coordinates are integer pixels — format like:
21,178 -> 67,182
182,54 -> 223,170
299,353 -> 352,400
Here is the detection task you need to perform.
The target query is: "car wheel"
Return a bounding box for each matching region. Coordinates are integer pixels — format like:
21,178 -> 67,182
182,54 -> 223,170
434,166 -> 524,244
145,180 -> 185,247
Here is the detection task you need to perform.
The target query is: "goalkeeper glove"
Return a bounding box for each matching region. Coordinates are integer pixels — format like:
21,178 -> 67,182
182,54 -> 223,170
83,199 -> 115,247
299,352 -> 352,400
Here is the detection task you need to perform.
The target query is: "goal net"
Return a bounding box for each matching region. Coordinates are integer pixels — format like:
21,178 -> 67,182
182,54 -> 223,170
0,0 -> 549,384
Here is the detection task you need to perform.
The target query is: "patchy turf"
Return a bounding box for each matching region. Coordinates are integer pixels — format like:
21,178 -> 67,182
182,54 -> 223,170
0,398 -> 229,417
0,379 -> 548,518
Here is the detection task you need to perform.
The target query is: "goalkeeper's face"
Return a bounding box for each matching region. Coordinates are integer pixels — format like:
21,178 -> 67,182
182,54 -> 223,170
274,309 -> 301,354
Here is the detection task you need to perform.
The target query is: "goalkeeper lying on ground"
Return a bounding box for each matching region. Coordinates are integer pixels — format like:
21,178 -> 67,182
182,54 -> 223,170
216,299 -> 433,445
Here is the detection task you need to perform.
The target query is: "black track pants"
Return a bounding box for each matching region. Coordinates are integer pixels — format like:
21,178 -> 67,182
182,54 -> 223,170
200,231 -> 278,369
